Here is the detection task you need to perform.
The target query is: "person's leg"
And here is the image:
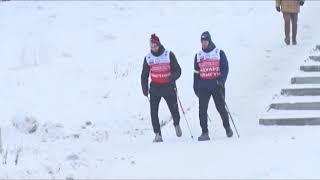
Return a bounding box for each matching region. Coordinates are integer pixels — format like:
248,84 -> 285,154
212,86 -> 231,130
199,88 -> 211,134
291,13 -> 298,45
283,12 -> 291,45
163,89 -> 182,137
150,92 -> 162,135
163,90 -> 180,126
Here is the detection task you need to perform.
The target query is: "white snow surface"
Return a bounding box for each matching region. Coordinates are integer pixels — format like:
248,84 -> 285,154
1,1 -> 320,179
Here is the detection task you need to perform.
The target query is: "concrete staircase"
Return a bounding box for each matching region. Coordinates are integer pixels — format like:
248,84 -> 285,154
260,46 -> 320,126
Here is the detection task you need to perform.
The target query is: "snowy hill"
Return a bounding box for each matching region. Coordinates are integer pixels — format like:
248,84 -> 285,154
1,1 -> 320,179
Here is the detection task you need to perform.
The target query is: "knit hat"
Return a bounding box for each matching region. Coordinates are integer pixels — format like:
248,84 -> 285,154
201,31 -> 212,42
150,33 -> 161,47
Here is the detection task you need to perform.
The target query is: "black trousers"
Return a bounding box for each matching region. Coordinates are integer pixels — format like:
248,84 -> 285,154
199,86 -> 230,133
150,87 -> 180,135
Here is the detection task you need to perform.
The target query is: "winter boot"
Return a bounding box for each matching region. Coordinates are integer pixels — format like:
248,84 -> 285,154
174,125 -> 182,137
292,37 -> 297,45
226,127 -> 233,138
153,133 -> 163,143
198,132 -> 210,141
284,37 -> 290,45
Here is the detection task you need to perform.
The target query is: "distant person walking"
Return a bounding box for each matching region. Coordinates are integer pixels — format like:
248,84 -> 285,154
276,0 -> 305,45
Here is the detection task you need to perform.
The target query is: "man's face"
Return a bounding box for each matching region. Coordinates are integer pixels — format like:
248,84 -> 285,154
150,43 -> 160,53
201,40 -> 209,50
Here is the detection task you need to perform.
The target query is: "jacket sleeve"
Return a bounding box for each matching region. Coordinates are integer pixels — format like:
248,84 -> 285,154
276,0 -> 281,7
193,54 -> 200,97
169,51 -> 181,82
219,50 -> 229,85
141,57 -> 150,95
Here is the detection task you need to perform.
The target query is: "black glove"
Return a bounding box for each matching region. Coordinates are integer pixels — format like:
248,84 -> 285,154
300,0 -> 304,6
276,6 -> 281,12
193,89 -> 199,98
143,91 -> 148,97
143,88 -> 148,97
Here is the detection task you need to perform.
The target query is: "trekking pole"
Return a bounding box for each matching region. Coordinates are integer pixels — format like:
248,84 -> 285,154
217,82 -> 240,138
225,102 -> 240,138
175,88 -> 194,139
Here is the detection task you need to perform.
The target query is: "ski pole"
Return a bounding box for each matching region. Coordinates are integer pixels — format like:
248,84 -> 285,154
225,101 -> 240,138
217,82 -> 240,138
175,88 -> 194,139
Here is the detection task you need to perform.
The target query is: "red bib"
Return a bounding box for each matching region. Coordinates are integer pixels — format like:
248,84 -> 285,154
146,50 -> 172,84
199,60 -> 221,80
197,48 -> 221,80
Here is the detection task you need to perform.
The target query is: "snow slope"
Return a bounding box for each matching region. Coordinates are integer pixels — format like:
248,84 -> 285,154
0,1 -> 320,179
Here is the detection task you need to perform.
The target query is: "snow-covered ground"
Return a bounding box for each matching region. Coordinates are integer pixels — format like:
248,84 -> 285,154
1,1 -> 320,179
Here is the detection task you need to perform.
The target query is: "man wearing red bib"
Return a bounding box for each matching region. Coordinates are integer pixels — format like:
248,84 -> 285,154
141,34 -> 182,143
193,31 -> 233,141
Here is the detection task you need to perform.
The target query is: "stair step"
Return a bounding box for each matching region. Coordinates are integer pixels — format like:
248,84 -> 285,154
281,88 -> 320,96
300,65 -> 320,72
291,76 -> 320,84
309,56 -> 320,62
269,102 -> 320,110
260,117 -> 320,126
273,96 -> 320,103
260,110 -> 320,126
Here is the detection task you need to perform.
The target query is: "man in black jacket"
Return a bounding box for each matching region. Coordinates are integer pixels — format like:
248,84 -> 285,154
193,31 -> 233,141
141,34 -> 182,143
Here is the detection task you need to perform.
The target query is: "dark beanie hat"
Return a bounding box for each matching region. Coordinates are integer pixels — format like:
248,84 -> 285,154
201,31 -> 212,42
